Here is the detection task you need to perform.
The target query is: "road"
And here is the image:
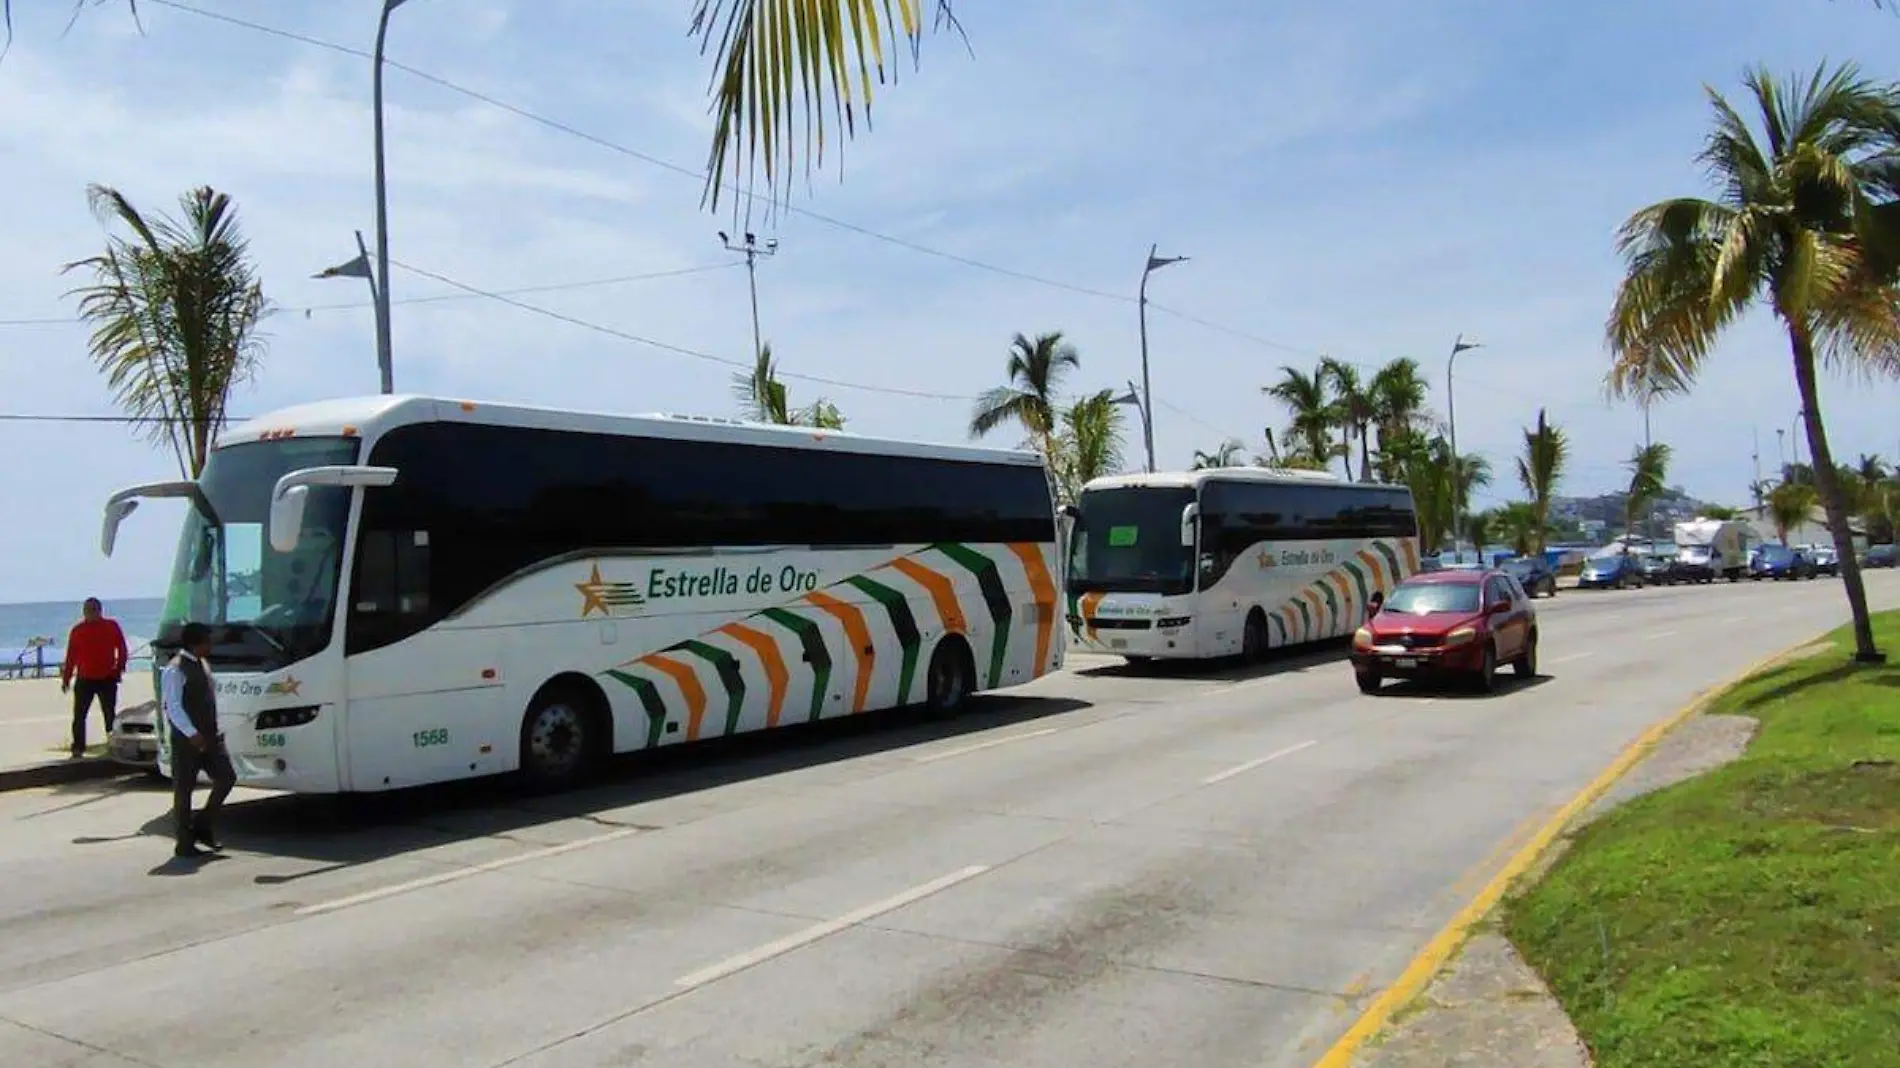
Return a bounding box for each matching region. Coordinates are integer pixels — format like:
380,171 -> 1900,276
1,573 -> 1893,1068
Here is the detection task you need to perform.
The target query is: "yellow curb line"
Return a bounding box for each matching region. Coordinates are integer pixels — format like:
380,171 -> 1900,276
1307,635 -> 1823,1068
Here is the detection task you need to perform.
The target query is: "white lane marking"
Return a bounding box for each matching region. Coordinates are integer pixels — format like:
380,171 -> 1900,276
1200,739 -> 1319,786
294,827 -> 645,916
910,727 -> 1059,763
1650,629 -> 1679,638
673,864 -> 990,989
1548,652 -> 1596,665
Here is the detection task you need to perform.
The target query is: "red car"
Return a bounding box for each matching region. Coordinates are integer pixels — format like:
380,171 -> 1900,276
1350,568 -> 1539,694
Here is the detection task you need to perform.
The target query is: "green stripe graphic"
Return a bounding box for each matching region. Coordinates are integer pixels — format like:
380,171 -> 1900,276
1315,580 -> 1340,635
761,607 -> 832,723
1372,540 -> 1403,583
932,542 -> 1013,688
679,640 -> 746,736
605,670 -> 668,748
845,575 -> 921,705
1292,596 -> 1313,642
1342,559 -> 1371,606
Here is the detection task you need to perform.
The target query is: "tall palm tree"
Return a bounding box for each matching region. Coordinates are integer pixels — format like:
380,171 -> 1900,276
1624,443 -> 1672,542
1495,501 -> 1544,557
1264,363 -> 1335,469
731,342 -> 846,428
1368,357 -> 1431,481
1464,508 -> 1499,560
63,184 -> 270,480
1604,61 -> 1900,662
1769,480 -> 1820,544
1516,408 -> 1568,554
1191,440 -> 1247,469
969,331 -> 1079,458
1050,389 -> 1126,502
1320,356 -> 1373,481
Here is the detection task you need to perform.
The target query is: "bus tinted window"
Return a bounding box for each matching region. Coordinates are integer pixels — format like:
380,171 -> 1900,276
348,422 -> 1054,653
1198,479 -> 1416,585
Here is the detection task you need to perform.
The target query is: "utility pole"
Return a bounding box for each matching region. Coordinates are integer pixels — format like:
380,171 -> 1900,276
1137,243 -> 1189,473
370,0 -> 409,395
719,231 -> 777,365
1445,334 -> 1482,554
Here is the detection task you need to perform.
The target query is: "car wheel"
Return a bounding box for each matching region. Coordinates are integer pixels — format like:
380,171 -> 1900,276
1544,578 -> 1557,598
1515,631 -> 1538,678
1355,670 -> 1382,695
1473,643 -> 1498,693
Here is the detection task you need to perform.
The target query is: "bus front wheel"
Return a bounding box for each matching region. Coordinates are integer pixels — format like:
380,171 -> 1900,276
519,684 -> 601,790
924,637 -> 975,717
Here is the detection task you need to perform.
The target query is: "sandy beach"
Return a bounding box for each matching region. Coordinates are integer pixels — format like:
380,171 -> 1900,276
0,674 -> 154,768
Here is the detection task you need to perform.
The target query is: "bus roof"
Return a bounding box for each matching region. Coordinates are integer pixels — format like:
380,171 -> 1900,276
1079,467 -> 1409,493
217,394 -> 1046,467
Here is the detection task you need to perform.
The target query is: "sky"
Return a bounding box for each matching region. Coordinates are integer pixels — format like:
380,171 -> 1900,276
1,0 -> 1897,604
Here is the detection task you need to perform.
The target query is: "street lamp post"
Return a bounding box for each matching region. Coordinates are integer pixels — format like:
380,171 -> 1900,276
1444,334 -> 1482,554
313,231 -> 386,389
719,231 -> 778,364
1111,380 -> 1150,474
369,0 -> 410,395
1136,243 -> 1188,473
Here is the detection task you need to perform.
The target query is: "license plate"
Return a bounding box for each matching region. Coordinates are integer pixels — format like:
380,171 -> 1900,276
1110,638 -> 1127,649
1394,657 -> 1418,669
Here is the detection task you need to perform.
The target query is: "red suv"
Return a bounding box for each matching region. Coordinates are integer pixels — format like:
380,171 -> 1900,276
1350,568 -> 1539,694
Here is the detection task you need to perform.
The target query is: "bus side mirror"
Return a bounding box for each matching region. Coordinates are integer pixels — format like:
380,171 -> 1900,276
269,465 -> 399,553
1180,502 -> 1200,547
101,499 -> 139,558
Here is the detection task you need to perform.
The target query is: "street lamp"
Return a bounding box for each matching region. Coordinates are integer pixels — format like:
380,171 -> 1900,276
1444,334 -> 1482,554
1136,244 -> 1188,473
368,0 -> 411,395
314,231 -> 386,390
1111,381 -> 1148,472
719,230 -> 778,365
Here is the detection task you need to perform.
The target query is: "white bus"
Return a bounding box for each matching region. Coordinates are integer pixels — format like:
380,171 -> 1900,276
1061,467 -> 1419,663
100,395 -> 1064,794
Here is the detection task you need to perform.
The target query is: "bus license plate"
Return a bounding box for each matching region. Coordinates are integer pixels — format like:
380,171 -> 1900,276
1394,657 -> 1418,669
1110,638 -> 1128,649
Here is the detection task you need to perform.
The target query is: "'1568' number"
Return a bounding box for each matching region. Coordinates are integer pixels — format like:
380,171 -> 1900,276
412,728 -> 449,748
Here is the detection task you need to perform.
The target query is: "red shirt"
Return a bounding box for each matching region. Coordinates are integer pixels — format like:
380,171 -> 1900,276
62,618 -> 128,683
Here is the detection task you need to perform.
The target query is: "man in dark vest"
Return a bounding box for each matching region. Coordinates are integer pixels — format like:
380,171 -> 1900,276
160,623 -> 237,859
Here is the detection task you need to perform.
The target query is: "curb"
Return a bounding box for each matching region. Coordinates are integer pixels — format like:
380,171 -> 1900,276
0,756 -> 139,794
1308,633 -> 1826,1068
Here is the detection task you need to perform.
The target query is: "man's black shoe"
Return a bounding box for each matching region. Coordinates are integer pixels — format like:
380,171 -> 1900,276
173,843 -> 209,859
194,825 -> 223,851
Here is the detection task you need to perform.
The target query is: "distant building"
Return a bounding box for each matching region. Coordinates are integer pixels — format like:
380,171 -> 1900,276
1737,504 -> 1865,550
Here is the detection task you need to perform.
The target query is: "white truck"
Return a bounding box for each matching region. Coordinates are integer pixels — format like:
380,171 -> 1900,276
1673,517 -> 1750,582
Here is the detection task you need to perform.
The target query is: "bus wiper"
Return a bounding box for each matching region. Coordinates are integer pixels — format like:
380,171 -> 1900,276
246,624 -> 288,658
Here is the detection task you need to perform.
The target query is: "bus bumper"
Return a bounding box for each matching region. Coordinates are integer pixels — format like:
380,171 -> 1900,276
1067,617 -> 1198,658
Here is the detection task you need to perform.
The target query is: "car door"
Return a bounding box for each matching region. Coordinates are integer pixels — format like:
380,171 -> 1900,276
1486,577 -> 1522,660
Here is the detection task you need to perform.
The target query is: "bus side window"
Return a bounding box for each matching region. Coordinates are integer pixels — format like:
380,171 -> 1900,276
354,529 -> 432,618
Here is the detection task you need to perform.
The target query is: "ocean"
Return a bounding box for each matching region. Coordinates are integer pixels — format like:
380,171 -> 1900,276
0,597 -> 168,677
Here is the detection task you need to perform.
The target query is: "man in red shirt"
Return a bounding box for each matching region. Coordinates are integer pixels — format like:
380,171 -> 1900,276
61,597 -> 129,758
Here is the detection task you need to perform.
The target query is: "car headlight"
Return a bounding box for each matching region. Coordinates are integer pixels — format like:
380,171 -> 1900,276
1353,627 -> 1373,649
1445,627 -> 1478,646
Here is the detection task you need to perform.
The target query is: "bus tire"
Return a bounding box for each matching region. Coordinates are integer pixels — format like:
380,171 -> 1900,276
518,678 -> 608,790
1242,610 -> 1270,665
924,636 -> 975,717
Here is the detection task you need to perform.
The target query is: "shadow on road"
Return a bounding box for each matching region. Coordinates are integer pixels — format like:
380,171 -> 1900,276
103,693 -> 1092,871
1072,638 -> 1353,682
1369,674 -> 1556,701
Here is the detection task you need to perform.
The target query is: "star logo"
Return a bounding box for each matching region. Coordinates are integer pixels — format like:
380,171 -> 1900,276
576,563 -> 646,618
265,675 -> 302,697
1256,549 -> 1276,569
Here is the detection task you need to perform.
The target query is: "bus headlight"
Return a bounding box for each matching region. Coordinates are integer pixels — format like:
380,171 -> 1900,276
254,706 -> 321,730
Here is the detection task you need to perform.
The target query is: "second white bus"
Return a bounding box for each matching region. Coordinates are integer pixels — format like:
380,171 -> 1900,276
1062,467 -> 1420,663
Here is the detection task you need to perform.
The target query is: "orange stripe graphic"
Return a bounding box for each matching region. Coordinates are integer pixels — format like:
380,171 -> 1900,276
1326,571 -> 1355,631
1356,549 -> 1387,593
1399,538 -> 1419,575
1079,591 -> 1106,640
891,557 -> 968,634
807,589 -> 875,713
718,622 -> 788,729
1006,542 -> 1058,676
643,654 -> 707,741
1301,589 -> 1327,638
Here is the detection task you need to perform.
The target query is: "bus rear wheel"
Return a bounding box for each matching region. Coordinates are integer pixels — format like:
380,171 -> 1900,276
519,686 -> 598,790
924,637 -> 975,717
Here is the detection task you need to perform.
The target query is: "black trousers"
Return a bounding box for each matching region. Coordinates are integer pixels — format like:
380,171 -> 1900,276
171,732 -> 237,848
70,678 -> 118,755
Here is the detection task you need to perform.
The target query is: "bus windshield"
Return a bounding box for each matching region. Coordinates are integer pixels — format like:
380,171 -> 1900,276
1068,486 -> 1196,595
157,437 -> 361,671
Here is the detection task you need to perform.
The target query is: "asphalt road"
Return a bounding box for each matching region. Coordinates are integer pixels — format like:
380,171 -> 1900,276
2,572 -> 1894,1068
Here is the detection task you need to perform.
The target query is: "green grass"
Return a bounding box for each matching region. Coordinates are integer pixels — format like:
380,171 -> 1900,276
1506,611 -> 1900,1068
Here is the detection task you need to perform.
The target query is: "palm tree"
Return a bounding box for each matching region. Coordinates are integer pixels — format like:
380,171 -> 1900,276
1320,356 -> 1372,481
63,184 -> 270,480
1701,504 -> 1741,520
1191,440 -> 1247,470
1603,61 -> 1900,662
1464,508 -> 1499,560
1368,358 -> 1431,481
1769,480 -> 1820,544
1516,408 -> 1568,554
1495,501 -> 1544,557
969,331 -> 1079,458
1049,389 -> 1126,502
730,342 -> 846,428
1264,363 -> 1336,469
1624,443 -> 1672,541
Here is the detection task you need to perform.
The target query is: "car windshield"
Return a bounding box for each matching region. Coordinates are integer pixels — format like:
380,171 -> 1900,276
156,437 -> 360,671
1757,545 -> 1793,563
1067,486 -> 1196,595
1380,581 -> 1482,615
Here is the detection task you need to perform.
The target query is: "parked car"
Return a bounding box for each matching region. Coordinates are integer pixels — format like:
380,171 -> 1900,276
1499,555 -> 1558,598
1865,544 -> 1897,569
1576,551 -> 1644,590
1350,568 -> 1539,694
1808,545 -> 1840,577
1637,550 -> 1682,585
1750,543 -> 1813,580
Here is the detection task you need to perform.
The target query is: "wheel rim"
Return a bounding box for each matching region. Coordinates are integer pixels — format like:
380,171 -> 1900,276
932,653 -> 965,708
529,702 -> 585,775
